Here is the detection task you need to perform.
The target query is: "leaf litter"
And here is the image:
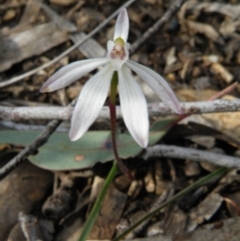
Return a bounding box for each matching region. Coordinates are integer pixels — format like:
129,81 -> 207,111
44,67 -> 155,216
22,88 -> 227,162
1,0 -> 240,240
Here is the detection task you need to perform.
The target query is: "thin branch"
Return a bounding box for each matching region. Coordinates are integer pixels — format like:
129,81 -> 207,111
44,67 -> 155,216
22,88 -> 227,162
143,145 -> 240,169
209,82 -> 238,100
0,120 -> 61,177
0,120 -> 69,132
1,99 -> 240,121
148,99 -> 240,116
0,0 -> 136,88
130,0 -> 186,53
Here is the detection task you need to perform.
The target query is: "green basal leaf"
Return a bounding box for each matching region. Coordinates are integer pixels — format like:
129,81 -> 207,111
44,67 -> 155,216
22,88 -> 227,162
0,118 -> 176,170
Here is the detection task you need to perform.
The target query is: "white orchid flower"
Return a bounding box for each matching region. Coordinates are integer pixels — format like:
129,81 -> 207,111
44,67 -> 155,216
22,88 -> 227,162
40,8 -> 181,148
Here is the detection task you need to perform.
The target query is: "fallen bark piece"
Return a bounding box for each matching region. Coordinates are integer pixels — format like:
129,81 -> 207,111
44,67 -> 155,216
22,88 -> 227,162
0,22 -> 68,72
42,172 -> 76,222
8,213 -> 54,241
126,216 -> 240,241
187,193 -> 223,232
88,184 -> 127,239
0,161 -> 53,240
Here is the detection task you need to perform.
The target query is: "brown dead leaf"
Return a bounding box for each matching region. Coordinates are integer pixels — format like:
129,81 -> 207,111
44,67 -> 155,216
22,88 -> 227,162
220,19 -> 240,37
180,58 -> 193,80
147,216 -> 240,241
184,161 -> 201,177
0,22 -> 68,72
74,8 -> 104,32
127,179 -> 143,198
50,0 -> 77,6
176,89 -> 218,102
154,161 -> 169,195
186,20 -> 225,45
2,9 -> 17,21
0,161 -> 53,240
162,205 -> 188,236
184,217 -> 240,241
179,1 -> 240,20
203,113 -> 240,144
88,184 -> 127,239
187,193 -> 223,232
0,144 -> 10,153
225,37 -> 240,63
210,63 -> 234,84
176,89 -> 240,145
224,195 -> 240,217
144,166 -> 155,193
55,218 -> 83,241
8,213 -> 54,241
18,1 -> 41,27
165,47 -> 177,66
202,3 -> 240,18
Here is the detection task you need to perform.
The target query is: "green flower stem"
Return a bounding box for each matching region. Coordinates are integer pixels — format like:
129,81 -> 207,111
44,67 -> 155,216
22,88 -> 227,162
109,71 -> 132,179
78,162 -> 118,241
110,71 -> 118,104
113,167 -> 229,241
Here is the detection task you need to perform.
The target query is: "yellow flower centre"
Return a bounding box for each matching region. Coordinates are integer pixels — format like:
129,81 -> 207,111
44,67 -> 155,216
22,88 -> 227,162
110,37 -> 126,60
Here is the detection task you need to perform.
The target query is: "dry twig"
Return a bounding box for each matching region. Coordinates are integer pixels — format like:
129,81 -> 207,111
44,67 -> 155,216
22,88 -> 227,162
0,120 -> 60,177
130,0 -> 186,53
1,99 -> 240,121
143,145 -> 240,169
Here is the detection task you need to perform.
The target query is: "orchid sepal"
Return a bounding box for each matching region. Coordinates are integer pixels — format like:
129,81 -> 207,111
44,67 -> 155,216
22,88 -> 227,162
40,58 -> 109,93
113,8 -> 129,42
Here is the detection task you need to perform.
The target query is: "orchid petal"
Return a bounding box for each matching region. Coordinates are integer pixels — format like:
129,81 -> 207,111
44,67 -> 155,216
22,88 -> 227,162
118,65 -> 149,148
69,64 -> 113,141
107,40 -> 115,52
126,60 -> 182,114
114,8 -> 129,42
40,58 -> 109,92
